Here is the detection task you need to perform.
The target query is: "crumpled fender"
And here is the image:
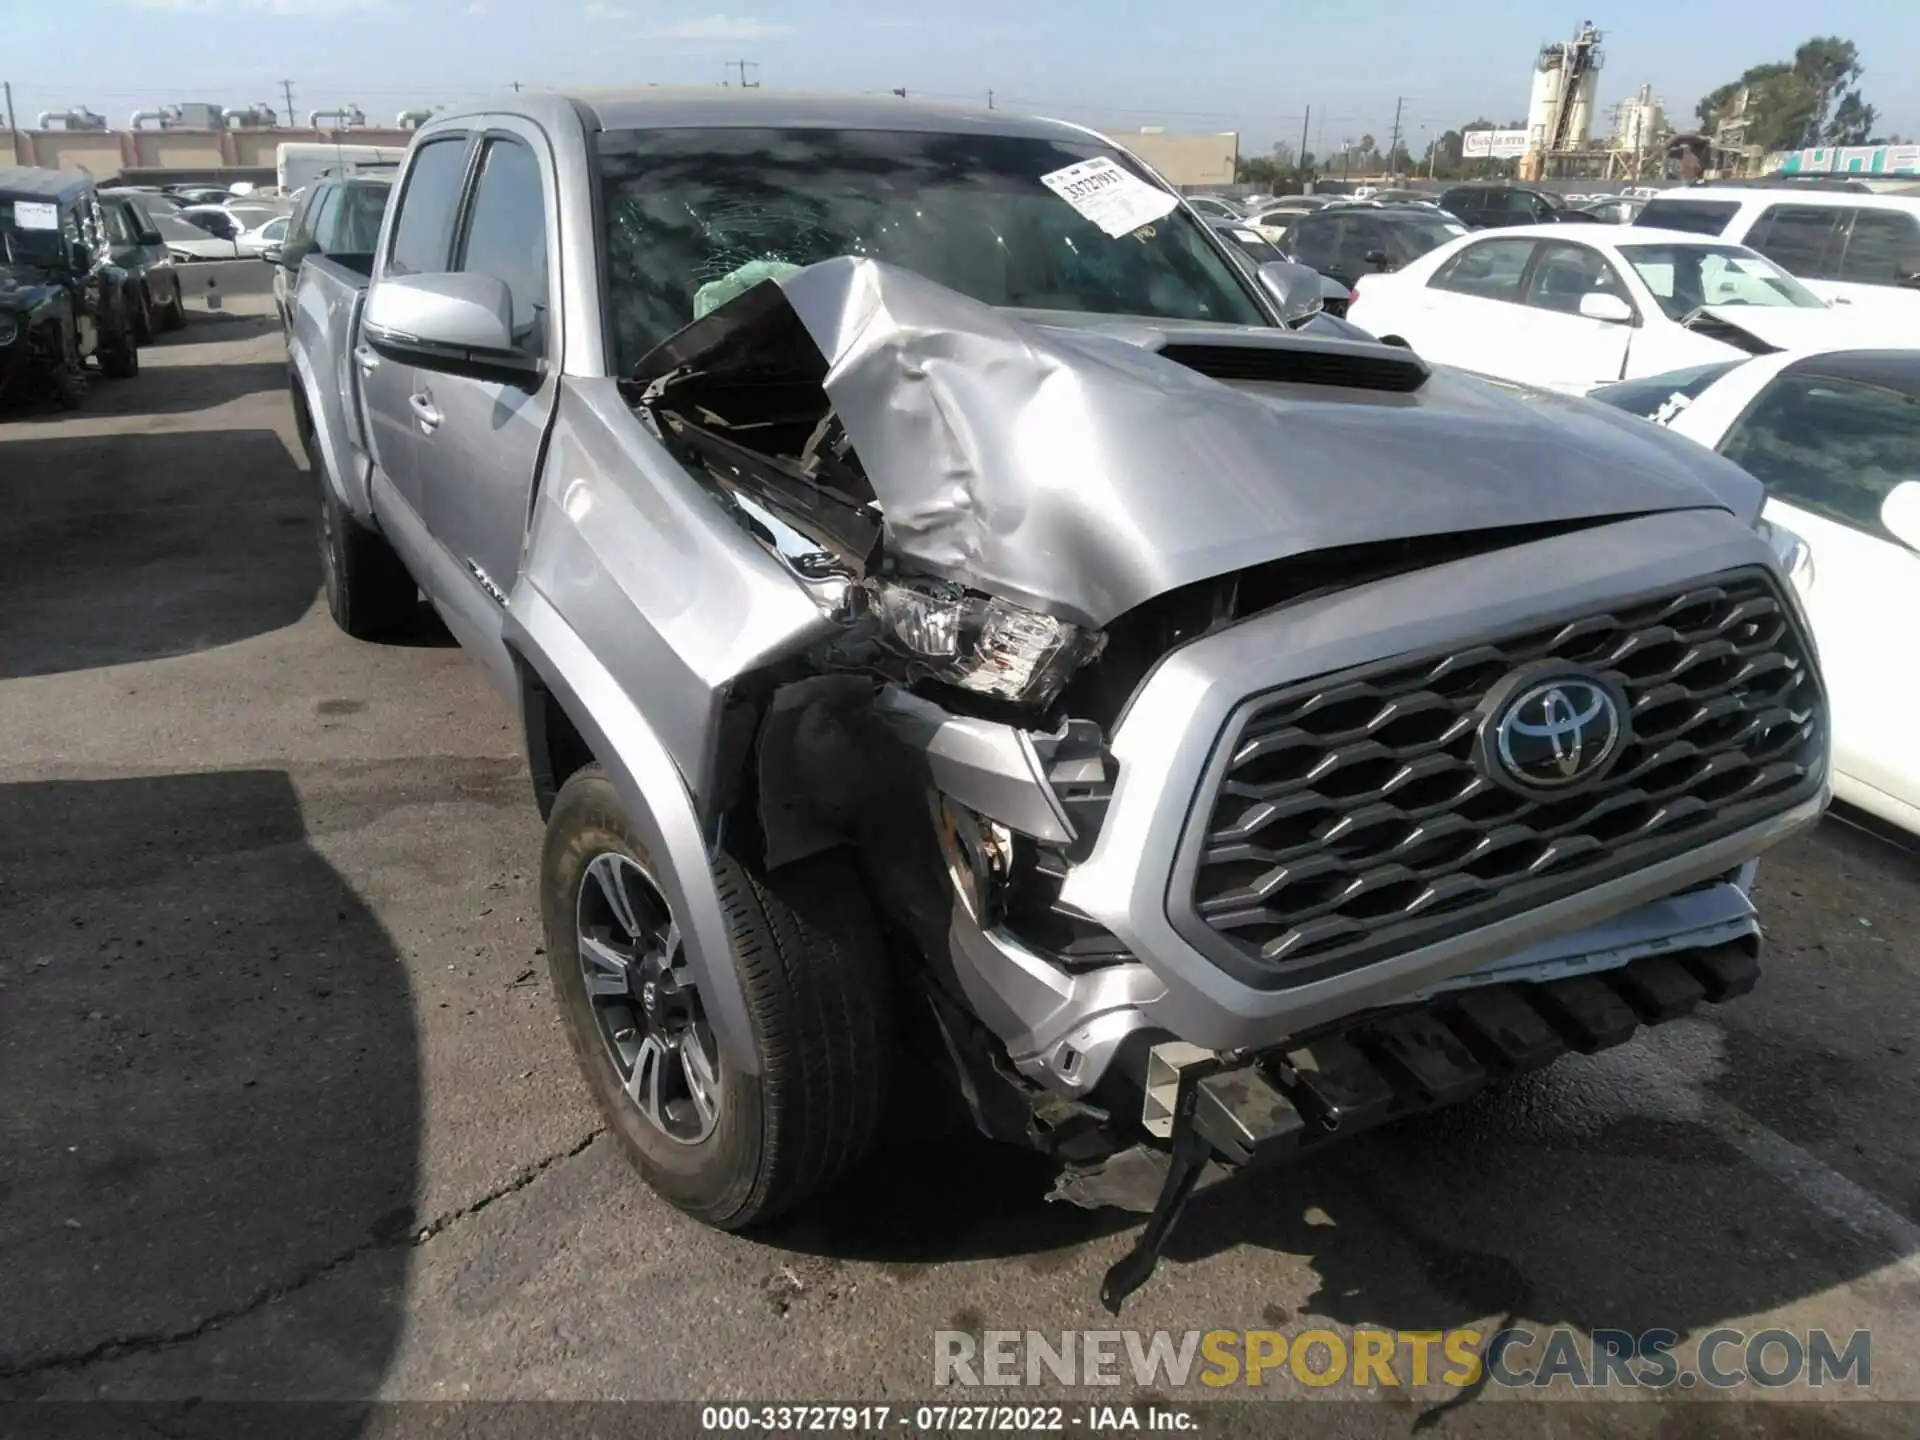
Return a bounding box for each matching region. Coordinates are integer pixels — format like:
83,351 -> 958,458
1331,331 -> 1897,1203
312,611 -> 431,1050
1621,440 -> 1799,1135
504,583 -> 760,1077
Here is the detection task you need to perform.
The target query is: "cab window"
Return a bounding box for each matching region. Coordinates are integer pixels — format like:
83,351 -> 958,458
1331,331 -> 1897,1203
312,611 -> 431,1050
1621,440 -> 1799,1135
1522,242 -> 1630,314
386,138 -> 470,275
454,138 -> 549,359
1429,238 -> 1536,302
1838,209 -> 1920,286
1744,205 -> 1842,279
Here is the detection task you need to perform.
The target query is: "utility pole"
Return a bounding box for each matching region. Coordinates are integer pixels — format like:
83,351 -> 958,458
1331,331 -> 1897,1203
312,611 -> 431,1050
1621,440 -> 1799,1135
987,89 -> 995,110
1298,104 -> 1310,181
727,60 -> 759,88
1387,96 -> 1404,177
280,79 -> 295,128
4,81 -> 16,141
512,81 -> 522,92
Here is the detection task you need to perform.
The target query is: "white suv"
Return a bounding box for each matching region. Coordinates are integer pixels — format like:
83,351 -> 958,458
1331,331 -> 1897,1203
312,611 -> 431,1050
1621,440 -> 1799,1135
1632,187 -> 1920,312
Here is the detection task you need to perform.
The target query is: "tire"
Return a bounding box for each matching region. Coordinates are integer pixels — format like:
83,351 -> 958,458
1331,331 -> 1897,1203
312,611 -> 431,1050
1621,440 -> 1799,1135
47,329 -> 86,409
317,474 -> 417,639
48,360 -> 86,410
542,765 -> 891,1229
98,328 -> 139,379
161,283 -> 188,331
131,287 -> 155,346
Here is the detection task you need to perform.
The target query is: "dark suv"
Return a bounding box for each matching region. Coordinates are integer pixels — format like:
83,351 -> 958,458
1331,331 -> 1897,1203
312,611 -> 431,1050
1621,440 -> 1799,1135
1439,183 -> 1600,231
1,166 -> 142,407
1284,203 -> 1468,292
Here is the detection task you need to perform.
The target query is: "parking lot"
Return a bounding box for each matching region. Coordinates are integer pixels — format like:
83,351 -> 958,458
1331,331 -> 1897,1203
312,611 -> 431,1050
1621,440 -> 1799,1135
3,299 -> 1919,1430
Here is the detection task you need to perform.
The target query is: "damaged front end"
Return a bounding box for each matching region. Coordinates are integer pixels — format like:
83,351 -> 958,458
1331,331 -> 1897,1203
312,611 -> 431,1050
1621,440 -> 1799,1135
625,256 -> 1825,1310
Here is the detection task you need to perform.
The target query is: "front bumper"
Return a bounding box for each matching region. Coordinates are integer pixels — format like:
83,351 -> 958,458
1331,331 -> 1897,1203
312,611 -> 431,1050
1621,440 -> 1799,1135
933,508 -> 1827,1094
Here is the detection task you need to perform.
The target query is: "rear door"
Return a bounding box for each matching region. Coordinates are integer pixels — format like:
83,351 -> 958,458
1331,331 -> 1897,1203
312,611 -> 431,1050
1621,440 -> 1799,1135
361,134 -> 473,523
1722,367 -> 1920,819
413,120 -> 558,647
1325,215 -> 1388,287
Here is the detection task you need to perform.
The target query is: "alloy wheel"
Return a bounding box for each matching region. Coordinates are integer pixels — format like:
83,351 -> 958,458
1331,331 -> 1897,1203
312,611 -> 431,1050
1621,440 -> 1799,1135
575,852 -> 722,1144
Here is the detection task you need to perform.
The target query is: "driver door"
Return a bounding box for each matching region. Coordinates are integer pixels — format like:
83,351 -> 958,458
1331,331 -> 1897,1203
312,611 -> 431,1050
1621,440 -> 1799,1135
1507,241 -> 1635,391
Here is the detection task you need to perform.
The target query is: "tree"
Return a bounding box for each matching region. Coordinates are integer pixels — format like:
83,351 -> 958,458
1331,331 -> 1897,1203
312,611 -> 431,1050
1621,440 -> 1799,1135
1235,154 -> 1282,188
1696,36 -> 1878,151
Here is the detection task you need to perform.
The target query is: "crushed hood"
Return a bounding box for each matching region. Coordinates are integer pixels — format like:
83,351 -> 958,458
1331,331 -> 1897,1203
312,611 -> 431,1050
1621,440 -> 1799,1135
1694,303 -> 1914,354
639,257 -> 1759,628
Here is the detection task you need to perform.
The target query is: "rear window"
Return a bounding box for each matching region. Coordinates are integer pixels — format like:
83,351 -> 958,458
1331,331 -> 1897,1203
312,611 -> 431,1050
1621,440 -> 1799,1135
1635,199 -> 1739,236
1590,361 -> 1746,424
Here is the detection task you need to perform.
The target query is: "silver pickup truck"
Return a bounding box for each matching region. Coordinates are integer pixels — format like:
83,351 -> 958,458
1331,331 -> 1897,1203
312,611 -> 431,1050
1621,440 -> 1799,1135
288,90 -> 1829,1308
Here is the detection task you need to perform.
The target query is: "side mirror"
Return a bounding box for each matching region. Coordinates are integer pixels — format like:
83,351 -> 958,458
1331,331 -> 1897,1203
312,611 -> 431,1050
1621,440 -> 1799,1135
1364,248 -> 1391,269
1579,292 -> 1634,324
70,241 -> 97,271
260,245 -> 284,266
1319,274 -> 1352,308
1898,257 -> 1920,289
1255,260 -> 1325,325
363,272 -> 537,381
1882,480 -> 1920,550
138,229 -> 165,247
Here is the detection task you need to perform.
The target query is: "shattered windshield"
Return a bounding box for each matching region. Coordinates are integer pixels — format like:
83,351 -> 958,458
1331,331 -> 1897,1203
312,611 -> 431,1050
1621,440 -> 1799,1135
597,126 -> 1266,372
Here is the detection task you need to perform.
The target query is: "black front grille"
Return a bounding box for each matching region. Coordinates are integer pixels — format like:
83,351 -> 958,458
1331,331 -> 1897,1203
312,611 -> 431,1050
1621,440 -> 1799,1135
1182,571 -> 1823,988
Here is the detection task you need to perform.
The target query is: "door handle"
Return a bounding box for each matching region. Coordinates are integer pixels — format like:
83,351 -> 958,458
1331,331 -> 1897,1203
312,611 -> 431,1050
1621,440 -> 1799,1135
408,391 -> 443,433
352,343 -> 379,374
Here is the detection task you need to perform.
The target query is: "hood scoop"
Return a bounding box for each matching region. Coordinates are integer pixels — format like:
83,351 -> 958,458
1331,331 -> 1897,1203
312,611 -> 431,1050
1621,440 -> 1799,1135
1155,338 -> 1429,393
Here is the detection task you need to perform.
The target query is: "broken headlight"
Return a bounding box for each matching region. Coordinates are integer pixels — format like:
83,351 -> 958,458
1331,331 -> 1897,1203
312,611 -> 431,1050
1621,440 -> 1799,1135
869,577 -> 1103,708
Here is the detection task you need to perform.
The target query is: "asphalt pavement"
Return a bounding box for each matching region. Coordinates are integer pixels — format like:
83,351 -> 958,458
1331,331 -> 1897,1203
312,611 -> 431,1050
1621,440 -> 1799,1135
2,299 -> 1917,1436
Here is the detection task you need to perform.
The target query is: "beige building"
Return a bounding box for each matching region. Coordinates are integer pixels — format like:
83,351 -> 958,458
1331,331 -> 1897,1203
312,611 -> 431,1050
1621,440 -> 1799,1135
1,126 -> 414,176
1101,128 -> 1240,188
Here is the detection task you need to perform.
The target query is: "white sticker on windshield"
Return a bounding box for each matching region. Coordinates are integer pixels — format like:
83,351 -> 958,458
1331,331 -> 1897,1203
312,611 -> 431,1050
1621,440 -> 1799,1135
1039,157 -> 1179,238
13,201 -> 59,231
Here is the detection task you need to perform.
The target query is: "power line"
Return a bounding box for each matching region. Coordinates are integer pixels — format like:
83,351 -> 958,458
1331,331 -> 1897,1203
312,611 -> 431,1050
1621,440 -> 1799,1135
280,78 -> 294,124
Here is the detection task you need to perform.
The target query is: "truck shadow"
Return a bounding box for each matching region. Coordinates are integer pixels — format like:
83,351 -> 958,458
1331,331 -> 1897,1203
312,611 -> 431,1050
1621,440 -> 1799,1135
0,770 -> 420,1400
0,427 -> 317,678
779,820 -> 1919,1366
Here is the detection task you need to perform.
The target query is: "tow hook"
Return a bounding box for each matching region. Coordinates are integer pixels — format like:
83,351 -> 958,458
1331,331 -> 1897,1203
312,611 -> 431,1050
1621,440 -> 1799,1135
1099,1045 -> 1311,1314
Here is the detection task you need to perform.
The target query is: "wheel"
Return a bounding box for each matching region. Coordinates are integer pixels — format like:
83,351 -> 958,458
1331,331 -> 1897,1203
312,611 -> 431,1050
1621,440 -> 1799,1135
98,328 -> 139,379
131,287 -> 155,346
48,360 -> 86,410
161,282 -> 188,331
317,473 -> 417,639
46,329 -> 86,409
542,765 -> 891,1228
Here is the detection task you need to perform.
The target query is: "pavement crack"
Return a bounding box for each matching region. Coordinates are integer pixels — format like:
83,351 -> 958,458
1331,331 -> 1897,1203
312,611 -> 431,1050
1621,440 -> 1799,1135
412,1127 -> 604,1245
0,1129 -> 604,1382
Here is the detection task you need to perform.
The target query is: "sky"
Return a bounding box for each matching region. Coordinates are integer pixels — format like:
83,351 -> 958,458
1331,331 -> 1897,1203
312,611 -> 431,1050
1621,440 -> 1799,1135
5,0 -> 1916,153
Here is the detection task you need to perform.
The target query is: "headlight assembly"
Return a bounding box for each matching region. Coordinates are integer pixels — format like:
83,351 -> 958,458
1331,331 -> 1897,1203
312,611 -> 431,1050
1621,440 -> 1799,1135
1755,517 -> 1813,594
868,576 -> 1103,708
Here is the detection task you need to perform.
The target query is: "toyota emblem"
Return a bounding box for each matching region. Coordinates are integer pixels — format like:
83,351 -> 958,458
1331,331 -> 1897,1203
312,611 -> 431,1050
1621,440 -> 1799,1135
1482,672 -> 1627,795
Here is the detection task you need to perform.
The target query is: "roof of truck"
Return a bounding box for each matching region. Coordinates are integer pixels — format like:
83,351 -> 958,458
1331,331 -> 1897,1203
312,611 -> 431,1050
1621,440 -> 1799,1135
0,165 -> 96,202
430,87 -> 1098,144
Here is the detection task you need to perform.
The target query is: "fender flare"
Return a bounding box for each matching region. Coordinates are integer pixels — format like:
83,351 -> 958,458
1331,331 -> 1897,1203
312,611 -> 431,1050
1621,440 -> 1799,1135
504,584 -> 759,1077
287,344 -> 358,516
